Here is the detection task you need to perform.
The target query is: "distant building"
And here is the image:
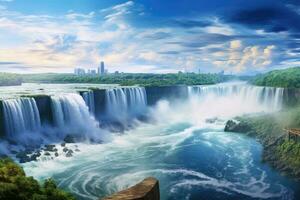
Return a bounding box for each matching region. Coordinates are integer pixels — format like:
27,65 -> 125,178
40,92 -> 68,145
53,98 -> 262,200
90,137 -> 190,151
90,69 -> 96,75
74,68 -> 85,75
98,61 -> 105,75
86,69 -> 97,75
114,71 -> 119,75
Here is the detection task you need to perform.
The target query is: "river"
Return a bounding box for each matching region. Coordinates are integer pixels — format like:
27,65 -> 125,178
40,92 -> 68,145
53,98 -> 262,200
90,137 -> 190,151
17,82 -> 300,200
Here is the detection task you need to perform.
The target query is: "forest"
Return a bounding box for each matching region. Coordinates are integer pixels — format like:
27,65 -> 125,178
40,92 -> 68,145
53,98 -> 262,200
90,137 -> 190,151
252,67 -> 300,88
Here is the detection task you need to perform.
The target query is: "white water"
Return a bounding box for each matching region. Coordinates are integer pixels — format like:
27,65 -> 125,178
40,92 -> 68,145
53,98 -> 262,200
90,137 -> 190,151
105,87 -> 147,122
82,91 -> 95,115
2,98 -> 41,142
188,82 -> 284,112
51,93 -> 102,141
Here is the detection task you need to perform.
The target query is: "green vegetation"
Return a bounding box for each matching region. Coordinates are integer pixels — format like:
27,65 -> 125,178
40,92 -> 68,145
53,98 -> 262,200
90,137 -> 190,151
0,73 -> 22,86
276,140 -> 300,172
0,158 -> 75,200
228,106 -> 300,179
0,71 -> 251,87
22,73 -> 248,87
252,67 -> 300,88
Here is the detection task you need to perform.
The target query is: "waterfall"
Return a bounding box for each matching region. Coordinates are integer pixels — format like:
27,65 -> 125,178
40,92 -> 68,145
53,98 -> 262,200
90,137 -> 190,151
82,91 -> 95,115
2,98 -> 41,138
125,87 -> 147,115
188,82 -> 284,111
105,87 -> 147,121
51,93 -> 99,137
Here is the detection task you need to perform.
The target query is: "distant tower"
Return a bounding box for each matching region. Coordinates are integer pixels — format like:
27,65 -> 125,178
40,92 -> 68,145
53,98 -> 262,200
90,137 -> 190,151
98,61 -> 105,75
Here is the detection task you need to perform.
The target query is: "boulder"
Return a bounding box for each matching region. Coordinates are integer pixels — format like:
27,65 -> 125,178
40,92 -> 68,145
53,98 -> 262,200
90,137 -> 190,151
44,144 -> 56,152
44,152 -> 51,156
64,135 -> 75,143
102,177 -> 160,200
65,150 -> 73,157
224,119 -> 252,133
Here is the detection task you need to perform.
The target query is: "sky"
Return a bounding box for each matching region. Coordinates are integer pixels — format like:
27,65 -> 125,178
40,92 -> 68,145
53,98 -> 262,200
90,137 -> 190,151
0,0 -> 300,74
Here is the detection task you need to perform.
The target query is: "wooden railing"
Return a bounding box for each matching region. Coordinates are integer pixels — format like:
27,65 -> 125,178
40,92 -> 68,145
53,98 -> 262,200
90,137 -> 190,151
284,128 -> 300,141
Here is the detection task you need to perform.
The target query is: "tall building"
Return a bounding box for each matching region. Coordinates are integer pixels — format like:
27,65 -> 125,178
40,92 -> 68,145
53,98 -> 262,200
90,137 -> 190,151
98,61 -> 105,75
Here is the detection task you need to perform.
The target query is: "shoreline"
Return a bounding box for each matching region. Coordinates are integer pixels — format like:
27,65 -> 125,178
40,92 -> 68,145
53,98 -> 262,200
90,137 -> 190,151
224,115 -> 300,181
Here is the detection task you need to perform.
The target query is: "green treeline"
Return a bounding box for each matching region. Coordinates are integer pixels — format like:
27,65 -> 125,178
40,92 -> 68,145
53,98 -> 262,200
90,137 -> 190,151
0,73 -> 22,86
22,73 -> 248,86
252,67 -> 300,88
0,158 -> 75,200
0,72 -> 251,87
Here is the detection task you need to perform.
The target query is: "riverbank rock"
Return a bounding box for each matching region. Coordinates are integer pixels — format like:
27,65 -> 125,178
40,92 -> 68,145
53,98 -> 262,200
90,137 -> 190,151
224,119 -> 252,133
16,150 -> 41,163
102,177 -> 160,200
64,135 -> 75,143
65,150 -> 73,157
44,144 -> 57,152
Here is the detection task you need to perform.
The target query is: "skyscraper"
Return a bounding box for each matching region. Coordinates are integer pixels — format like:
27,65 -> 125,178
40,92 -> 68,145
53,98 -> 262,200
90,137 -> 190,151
98,61 -> 105,75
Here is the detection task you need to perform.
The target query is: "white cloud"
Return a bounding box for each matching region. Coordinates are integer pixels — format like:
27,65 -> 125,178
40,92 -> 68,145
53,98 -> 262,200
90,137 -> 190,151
0,0 -> 282,74
230,40 -> 242,49
212,41 -> 276,73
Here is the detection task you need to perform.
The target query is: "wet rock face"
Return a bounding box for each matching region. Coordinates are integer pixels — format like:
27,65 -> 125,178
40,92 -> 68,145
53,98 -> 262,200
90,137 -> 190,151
15,143 -> 80,163
224,120 -> 252,133
102,177 -> 160,200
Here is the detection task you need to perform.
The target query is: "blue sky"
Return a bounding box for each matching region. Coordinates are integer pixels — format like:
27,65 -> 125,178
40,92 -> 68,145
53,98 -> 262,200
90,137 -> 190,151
0,0 -> 299,74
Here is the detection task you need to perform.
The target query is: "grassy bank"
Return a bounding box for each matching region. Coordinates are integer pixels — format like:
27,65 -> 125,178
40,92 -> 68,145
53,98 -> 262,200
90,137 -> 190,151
0,158 -> 75,200
225,107 -> 300,179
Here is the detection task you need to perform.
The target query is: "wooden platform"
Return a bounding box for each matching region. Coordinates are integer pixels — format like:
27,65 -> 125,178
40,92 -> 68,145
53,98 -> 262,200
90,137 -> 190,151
284,128 -> 300,141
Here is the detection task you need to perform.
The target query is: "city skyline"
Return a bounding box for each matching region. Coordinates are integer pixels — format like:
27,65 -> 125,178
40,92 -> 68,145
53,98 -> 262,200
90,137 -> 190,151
75,61 -> 108,75
0,0 -> 299,74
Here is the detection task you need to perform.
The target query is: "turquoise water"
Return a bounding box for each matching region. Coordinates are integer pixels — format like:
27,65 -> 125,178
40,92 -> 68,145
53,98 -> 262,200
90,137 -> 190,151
23,98 -> 300,200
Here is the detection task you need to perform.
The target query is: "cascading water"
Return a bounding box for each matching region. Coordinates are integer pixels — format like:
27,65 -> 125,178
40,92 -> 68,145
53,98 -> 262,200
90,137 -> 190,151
51,93 -> 100,139
82,91 -> 95,115
188,82 -> 284,112
105,87 -> 147,122
2,98 -> 41,139
125,87 -> 147,115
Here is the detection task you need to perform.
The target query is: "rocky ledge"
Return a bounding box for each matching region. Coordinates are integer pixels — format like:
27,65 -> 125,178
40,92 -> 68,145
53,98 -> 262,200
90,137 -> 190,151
224,119 -> 253,134
102,177 -> 160,200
